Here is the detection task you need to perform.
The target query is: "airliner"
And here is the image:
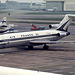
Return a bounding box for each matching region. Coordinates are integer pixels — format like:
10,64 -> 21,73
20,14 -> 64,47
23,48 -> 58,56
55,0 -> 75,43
0,17 -> 14,33
46,8 -> 56,12
0,14 -> 75,49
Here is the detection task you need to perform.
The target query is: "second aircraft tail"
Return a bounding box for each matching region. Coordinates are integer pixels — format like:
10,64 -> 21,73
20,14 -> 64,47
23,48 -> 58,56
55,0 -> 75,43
1,17 -> 7,25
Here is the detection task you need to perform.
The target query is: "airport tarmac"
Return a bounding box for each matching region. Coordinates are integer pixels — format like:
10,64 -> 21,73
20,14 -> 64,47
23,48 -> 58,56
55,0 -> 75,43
0,10 -> 75,75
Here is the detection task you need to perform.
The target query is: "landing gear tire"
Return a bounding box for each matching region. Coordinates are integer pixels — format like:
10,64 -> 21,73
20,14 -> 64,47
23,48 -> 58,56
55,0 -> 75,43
43,44 -> 49,50
28,46 -> 33,49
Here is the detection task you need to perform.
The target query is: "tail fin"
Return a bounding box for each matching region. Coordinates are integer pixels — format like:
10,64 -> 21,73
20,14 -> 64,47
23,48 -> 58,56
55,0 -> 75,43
57,14 -> 75,31
1,17 -> 7,25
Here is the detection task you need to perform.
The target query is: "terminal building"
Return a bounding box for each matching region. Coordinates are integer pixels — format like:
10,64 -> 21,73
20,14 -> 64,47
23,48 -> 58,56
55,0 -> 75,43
30,3 -> 46,10
6,1 -> 31,10
44,0 -> 75,11
0,1 -> 6,9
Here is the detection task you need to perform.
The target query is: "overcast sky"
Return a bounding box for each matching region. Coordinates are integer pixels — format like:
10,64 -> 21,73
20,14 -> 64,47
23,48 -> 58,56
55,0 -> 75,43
0,0 -> 45,3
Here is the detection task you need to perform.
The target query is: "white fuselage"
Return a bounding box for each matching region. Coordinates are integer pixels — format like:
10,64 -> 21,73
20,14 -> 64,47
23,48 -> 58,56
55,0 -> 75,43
0,29 -> 68,48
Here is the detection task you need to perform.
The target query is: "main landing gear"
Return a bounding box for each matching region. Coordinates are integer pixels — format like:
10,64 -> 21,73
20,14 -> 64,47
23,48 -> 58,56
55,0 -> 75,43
28,44 -> 49,50
28,45 -> 33,49
43,44 -> 49,50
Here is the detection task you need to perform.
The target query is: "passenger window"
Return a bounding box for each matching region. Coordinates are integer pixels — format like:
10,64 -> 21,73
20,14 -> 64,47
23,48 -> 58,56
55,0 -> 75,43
10,36 -> 15,39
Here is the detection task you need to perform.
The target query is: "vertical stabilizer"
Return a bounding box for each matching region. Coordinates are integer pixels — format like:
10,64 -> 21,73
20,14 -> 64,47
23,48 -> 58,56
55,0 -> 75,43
1,17 -> 7,25
57,14 -> 75,31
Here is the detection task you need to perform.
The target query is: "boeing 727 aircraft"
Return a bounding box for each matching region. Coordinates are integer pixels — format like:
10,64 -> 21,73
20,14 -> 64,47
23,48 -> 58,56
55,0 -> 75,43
0,14 -> 75,49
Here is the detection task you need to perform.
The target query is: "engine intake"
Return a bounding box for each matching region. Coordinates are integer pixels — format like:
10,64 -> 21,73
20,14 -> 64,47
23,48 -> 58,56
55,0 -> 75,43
49,24 -> 59,29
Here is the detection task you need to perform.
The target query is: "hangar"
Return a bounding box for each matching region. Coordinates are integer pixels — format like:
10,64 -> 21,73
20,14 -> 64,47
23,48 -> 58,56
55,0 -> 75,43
44,0 -> 75,11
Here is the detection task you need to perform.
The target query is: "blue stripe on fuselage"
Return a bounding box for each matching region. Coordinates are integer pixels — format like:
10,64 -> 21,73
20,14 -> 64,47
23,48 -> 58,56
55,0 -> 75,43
0,34 -> 60,43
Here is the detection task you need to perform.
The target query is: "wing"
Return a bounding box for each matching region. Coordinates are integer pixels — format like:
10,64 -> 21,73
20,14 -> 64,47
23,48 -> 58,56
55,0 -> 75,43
30,40 -> 75,44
